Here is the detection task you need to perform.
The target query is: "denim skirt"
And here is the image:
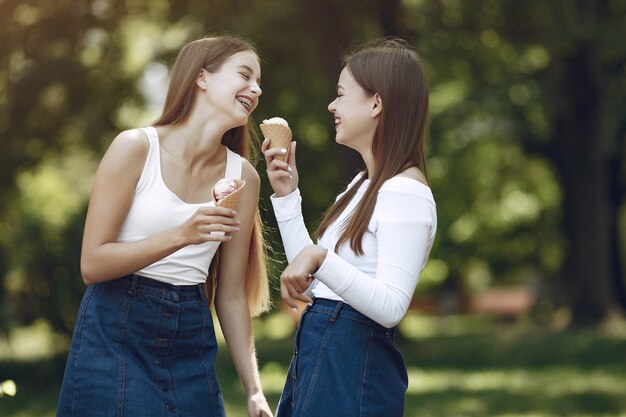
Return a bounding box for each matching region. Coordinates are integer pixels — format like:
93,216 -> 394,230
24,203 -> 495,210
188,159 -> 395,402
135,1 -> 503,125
275,298 -> 408,417
57,274 -> 226,417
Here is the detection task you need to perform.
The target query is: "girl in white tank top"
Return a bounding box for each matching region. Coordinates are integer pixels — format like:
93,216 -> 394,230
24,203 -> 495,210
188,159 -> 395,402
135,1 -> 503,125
57,35 -> 273,417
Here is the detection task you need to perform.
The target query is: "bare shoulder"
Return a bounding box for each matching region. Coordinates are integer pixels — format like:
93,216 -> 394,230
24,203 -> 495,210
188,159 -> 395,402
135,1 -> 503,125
95,128 -> 149,183
397,166 -> 429,186
106,128 -> 150,161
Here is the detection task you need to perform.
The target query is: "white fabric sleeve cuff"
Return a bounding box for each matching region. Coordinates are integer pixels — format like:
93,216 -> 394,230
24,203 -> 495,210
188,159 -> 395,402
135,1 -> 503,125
270,189 -> 302,222
314,250 -> 354,294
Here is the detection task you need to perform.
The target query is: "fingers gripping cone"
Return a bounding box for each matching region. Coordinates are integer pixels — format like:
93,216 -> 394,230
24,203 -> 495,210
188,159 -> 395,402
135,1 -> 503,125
212,179 -> 246,210
260,118 -> 292,162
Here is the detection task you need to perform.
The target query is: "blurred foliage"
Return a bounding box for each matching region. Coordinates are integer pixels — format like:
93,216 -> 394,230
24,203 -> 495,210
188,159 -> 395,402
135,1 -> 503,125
0,0 -> 624,335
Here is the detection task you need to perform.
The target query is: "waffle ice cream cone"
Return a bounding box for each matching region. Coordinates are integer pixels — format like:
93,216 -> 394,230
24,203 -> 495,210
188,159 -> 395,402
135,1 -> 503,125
260,117 -> 292,162
212,178 -> 246,210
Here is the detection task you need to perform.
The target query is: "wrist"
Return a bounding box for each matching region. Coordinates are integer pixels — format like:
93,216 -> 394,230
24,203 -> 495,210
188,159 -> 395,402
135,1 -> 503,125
314,245 -> 328,271
245,383 -> 263,397
274,186 -> 297,198
173,226 -> 188,249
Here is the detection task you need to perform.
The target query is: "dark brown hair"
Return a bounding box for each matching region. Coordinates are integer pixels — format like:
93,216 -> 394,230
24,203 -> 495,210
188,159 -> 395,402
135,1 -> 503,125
154,35 -> 269,315
316,39 -> 430,255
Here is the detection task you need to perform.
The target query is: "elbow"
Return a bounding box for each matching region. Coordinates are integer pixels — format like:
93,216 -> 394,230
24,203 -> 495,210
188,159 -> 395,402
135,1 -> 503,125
376,303 -> 408,329
80,258 -> 99,285
379,315 -> 402,329
80,268 -> 95,286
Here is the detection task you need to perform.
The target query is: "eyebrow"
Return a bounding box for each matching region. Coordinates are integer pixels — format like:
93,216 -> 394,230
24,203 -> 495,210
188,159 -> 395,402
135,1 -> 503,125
238,65 -> 261,85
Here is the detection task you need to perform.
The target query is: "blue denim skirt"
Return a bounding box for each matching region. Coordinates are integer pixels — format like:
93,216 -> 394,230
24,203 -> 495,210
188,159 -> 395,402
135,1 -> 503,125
57,274 -> 226,417
276,298 -> 408,417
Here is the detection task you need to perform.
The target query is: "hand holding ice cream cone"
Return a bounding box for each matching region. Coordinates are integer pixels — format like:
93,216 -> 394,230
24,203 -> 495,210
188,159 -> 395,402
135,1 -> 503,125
260,117 -> 292,162
212,178 -> 246,210
261,118 -> 298,198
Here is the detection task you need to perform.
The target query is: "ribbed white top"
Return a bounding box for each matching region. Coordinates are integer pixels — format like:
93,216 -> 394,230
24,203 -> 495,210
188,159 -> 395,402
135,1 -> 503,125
271,172 -> 437,328
116,126 -> 242,285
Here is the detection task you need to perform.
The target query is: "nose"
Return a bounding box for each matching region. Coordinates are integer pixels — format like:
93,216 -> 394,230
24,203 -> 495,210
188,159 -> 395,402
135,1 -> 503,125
251,82 -> 262,97
327,98 -> 336,112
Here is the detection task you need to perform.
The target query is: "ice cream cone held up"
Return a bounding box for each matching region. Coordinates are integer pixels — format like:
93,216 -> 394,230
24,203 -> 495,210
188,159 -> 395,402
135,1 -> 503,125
260,117 -> 292,162
212,178 -> 246,210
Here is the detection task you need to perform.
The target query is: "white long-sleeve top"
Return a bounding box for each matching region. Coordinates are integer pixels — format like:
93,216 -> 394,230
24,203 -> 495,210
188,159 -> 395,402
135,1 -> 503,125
271,173 -> 437,328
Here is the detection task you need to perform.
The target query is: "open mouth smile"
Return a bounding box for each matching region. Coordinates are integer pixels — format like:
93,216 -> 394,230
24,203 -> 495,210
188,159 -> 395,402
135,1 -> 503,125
236,95 -> 254,112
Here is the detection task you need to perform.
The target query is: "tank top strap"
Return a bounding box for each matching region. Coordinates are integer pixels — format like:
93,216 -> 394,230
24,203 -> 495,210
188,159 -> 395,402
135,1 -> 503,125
224,147 -> 243,180
138,126 -> 158,148
134,126 -> 159,192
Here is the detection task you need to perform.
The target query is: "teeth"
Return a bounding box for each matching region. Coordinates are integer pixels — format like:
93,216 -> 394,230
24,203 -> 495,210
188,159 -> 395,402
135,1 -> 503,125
237,97 -> 252,110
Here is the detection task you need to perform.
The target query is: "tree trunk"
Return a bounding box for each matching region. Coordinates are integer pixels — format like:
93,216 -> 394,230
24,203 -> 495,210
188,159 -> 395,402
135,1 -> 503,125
551,36 -> 615,325
298,0 -> 361,182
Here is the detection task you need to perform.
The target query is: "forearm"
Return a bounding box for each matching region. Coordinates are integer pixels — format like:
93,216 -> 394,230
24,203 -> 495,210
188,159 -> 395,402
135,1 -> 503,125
315,250 -> 414,328
216,295 -> 262,396
80,227 -> 185,284
271,189 -> 313,262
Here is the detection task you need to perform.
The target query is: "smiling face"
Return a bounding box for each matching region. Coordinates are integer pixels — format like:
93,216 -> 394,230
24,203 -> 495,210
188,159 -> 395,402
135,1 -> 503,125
327,67 -> 380,153
200,50 -> 262,127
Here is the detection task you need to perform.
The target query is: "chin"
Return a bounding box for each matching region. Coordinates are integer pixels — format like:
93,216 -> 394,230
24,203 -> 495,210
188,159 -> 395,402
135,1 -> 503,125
233,114 -> 249,127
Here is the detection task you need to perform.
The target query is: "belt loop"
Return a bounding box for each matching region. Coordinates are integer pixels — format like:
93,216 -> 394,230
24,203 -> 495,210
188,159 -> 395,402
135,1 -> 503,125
330,301 -> 343,322
128,274 -> 139,295
197,284 -> 205,305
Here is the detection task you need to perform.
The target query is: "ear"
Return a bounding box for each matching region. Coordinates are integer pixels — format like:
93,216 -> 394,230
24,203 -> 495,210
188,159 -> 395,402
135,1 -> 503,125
371,93 -> 383,118
196,69 -> 208,90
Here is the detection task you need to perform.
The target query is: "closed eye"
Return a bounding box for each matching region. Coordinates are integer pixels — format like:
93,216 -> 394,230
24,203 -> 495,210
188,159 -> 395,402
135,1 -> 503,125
240,72 -> 250,80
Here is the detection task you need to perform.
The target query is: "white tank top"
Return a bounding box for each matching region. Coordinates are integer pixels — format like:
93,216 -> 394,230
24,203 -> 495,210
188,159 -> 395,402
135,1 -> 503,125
116,126 -> 243,285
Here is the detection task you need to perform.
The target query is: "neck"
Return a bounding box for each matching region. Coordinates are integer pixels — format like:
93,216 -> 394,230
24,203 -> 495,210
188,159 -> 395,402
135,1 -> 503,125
160,121 -> 229,169
175,100 -> 244,163
359,149 -> 375,179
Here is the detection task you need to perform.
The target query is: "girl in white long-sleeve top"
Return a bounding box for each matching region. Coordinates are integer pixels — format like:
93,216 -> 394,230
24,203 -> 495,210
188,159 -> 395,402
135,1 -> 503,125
263,39 -> 437,417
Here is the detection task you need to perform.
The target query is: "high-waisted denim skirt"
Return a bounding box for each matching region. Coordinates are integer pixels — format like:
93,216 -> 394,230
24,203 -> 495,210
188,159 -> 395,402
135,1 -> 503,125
275,298 -> 408,417
57,274 -> 226,417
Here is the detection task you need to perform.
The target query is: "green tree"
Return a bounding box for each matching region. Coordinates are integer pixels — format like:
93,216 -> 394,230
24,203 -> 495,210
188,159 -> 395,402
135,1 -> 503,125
1,0 -> 624,333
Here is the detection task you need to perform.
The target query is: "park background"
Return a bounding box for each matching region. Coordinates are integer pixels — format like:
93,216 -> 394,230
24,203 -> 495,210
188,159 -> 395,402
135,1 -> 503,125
1,0 -> 625,415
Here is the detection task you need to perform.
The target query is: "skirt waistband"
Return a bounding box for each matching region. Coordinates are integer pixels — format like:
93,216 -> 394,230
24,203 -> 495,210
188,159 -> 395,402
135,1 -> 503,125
107,274 -> 205,302
308,298 -> 395,331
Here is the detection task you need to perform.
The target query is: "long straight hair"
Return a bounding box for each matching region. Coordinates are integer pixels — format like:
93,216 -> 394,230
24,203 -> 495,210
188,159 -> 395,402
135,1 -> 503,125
154,35 -> 270,316
316,39 -> 429,255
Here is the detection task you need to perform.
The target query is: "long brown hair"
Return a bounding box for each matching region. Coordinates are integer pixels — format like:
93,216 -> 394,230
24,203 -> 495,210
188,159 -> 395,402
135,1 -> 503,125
316,39 -> 429,255
154,35 -> 270,316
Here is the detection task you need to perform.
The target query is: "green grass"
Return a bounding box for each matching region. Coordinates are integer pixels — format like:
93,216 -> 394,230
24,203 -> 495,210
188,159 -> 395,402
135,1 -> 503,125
1,313 -> 625,417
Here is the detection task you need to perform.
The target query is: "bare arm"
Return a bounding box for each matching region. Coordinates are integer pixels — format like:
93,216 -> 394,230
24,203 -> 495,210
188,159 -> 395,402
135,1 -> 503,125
80,129 -> 238,284
215,160 -> 272,417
